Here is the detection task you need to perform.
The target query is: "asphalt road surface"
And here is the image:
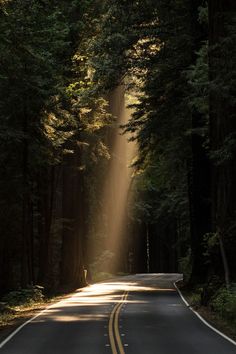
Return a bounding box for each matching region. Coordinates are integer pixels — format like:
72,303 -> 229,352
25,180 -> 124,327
0,273 -> 236,354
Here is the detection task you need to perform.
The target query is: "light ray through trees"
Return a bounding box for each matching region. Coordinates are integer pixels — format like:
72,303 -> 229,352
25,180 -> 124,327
92,86 -> 136,274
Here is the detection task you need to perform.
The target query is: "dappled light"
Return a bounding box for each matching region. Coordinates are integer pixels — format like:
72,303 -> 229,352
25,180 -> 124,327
77,282 -> 176,296
30,276 -> 178,324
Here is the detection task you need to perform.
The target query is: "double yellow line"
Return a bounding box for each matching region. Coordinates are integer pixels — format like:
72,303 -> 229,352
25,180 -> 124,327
109,291 -> 129,354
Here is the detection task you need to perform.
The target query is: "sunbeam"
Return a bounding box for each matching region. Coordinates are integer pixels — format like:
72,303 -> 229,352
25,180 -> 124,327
90,86 -> 136,274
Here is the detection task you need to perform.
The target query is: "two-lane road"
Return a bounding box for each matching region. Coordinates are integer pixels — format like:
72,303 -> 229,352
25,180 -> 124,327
0,274 -> 236,354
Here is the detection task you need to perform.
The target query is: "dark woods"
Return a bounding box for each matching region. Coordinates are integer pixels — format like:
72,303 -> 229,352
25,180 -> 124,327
0,0 -> 235,312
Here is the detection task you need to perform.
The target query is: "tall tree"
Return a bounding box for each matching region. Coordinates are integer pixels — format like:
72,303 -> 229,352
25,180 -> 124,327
209,0 -> 236,286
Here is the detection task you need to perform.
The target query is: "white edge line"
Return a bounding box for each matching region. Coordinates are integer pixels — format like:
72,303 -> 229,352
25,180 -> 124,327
174,279 -> 236,347
0,284 -> 91,349
2,280 -> 236,349
0,298 -> 66,349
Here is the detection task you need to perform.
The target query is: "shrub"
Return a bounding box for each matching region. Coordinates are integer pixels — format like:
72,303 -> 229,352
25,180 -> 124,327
210,284 -> 236,325
2,285 -> 44,307
178,249 -> 192,282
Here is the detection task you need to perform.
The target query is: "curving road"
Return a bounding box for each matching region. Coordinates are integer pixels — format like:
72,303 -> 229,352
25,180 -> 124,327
0,274 -> 236,354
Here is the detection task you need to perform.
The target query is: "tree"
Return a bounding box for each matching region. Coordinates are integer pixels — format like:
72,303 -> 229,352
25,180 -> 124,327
209,0 -> 236,286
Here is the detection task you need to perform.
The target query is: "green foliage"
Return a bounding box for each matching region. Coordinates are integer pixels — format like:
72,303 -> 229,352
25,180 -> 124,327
87,0 -> 202,274
210,285 -> 236,325
90,250 -> 114,274
187,288 -> 202,308
186,41 -> 209,132
2,286 -> 44,307
210,133 -> 236,165
178,249 -> 192,282
203,232 -> 219,261
0,0 -> 113,293
198,4 -> 208,26
208,7 -> 236,168
0,0 -> 235,299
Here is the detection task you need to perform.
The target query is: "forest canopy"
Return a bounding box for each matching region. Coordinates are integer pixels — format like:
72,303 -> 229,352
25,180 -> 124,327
0,0 -> 236,316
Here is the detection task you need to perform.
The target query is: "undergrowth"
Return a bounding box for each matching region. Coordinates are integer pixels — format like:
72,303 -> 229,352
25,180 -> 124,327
182,281 -> 236,338
210,284 -> 236,327
2,286 -> 44,307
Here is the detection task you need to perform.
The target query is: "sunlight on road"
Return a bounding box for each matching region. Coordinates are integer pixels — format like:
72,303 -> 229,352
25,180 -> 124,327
28,275 -> 182,326
54,281 -> 163,306
32,277 -> 177,324
79,282 -> 176,297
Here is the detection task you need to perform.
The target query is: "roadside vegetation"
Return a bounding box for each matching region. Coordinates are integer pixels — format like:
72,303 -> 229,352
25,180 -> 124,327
181,283 -> 236,340
0,286 -> 47,335
0,286 -> 58,329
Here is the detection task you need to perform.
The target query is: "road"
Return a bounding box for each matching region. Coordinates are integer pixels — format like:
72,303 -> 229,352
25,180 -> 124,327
0,274 -> 236,354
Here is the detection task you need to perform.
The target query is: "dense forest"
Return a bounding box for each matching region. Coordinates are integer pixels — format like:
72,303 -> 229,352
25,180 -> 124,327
0,0 -> 235,312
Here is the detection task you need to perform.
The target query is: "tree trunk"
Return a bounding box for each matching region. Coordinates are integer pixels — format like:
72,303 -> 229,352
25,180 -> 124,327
218,229 -> 230,288
38,166 -> 55,290
188,1 -> 211,285
21,104 -> 33,288
60,144 -> 86,291
209,0 -> 236,284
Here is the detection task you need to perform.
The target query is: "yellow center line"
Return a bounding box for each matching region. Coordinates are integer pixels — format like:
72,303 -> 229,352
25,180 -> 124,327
108,291 -> 129,354
109,302 -> 120,354
114,292 -> 128,354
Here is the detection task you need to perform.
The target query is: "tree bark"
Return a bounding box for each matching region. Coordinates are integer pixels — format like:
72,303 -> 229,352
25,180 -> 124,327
60,143 -> 86,291
188,1 -> 211,285
21,102 -> 33,288
38,166 -> 55,290
209,0 -> 236,284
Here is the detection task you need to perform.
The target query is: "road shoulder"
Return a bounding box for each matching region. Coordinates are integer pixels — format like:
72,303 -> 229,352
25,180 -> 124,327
175,281 -> 236,343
